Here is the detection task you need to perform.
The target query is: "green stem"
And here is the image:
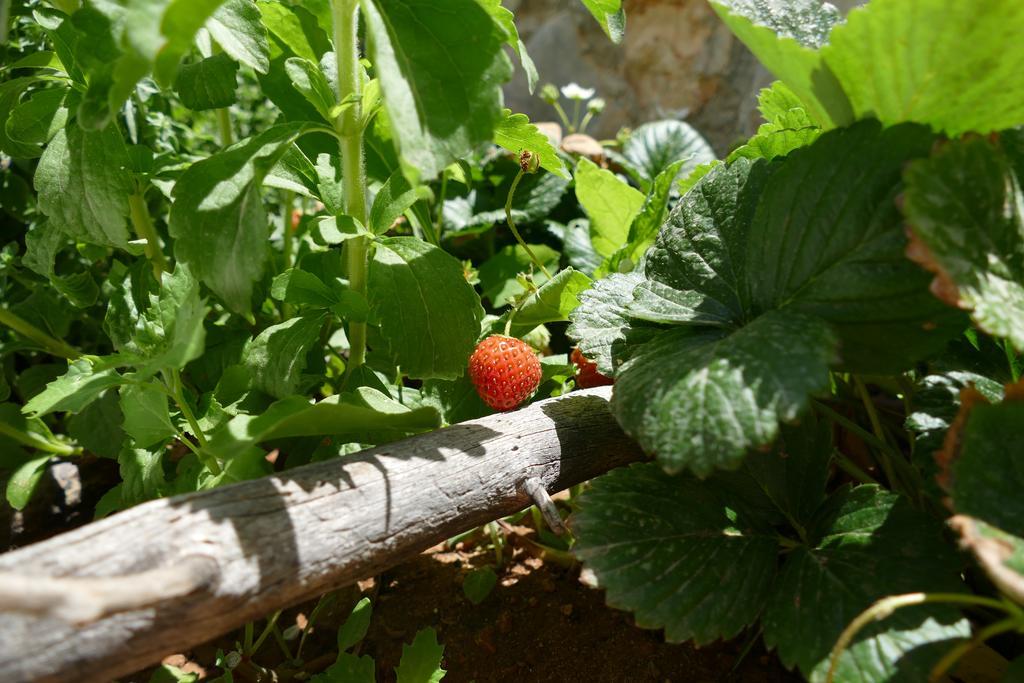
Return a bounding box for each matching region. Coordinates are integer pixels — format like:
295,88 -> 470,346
505,169 -> 552,279
166,369 -> 220,475
0,0 -> 11,46
281,190 -> 296,272
0,423 -> 78,455
550,100 -> 572,132
250,610 -> 282,656
0,308 -> 80,359
434,173 -> 447,239
831,448 -> 879,485
571,98 -> 582,132
128,190 -> 165,280
217,106 -> 233,147
826,592 -> 1017,683
853,376 -> 899,488
1006,341 -> 1020,382
578,110 -> 594,134
332,0 -> 369,374
243,621 -> 255,655
928,617 -> 1021,682
487,521 -> 504,567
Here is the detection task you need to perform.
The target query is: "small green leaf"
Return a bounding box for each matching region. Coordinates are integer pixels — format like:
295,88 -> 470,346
493,109 -> 568,179
311,215 -> 369,245
462,566 -> 498,605
396,627 -> 446,683
574,463 -> 778,643
207,0 -> 270,74
903,136 -> 1024,352
120,383 -> 176,449
6,87 -> 68,147
271,268 -> 337,308
243,312 -> 327,399
175,54 -> 239,111
575,158 -> 645,258
118,444 -> 166,507
35,123 -> 132,249
477,243 -> 559,309
503,268 -> 592,336
23,359 -> 125,418
337,597 -> 372,651
368,237 -> 484,380
67,391 -> 126,460
620,120 -> 715,189
368,169 -> 432,235
579,0 -> 625,43
311,653 -> 375,683
361,0 -> 512,180
284,57 -> 335,122
6,455 -> 50,510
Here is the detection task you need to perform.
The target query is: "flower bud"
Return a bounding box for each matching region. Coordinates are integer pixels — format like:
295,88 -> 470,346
519,150 -> 541,174
540,83 -> 560,104
587,97 -> 606,114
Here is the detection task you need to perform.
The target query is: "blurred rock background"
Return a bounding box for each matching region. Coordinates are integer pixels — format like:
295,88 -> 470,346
503,0 -> 864,156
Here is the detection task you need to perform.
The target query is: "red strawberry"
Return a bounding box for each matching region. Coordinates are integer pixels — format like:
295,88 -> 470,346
571,348 -> 613,388
469,335 -> 543,411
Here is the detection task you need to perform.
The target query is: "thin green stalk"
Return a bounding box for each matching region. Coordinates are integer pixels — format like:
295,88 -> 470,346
243,621 -> 255,655
0,307 -> 81,359
826,592 -> 1017,683
0,0 -> 11,46
550,100 -> 572,132
281,190 -> 296,272
217,106 -> 233,147
831,448 -> 879,485
571,98 -> 582,132
0,423 -> 78,455
929,617 -> 1021,682
853,376 -> 899,488
487,521 -> 504,567
1006,342 -> 1020,382
166,368 -> 220,475
505,168 -> 552,279
434,173 -> 447,239
250,610 -> 282,656
332,0 -> 369,374
578,110 -> 595,134
128,190 -> 166,279
271,622 -> 294,662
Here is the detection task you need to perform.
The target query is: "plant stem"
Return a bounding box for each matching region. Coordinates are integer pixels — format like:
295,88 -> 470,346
332,0 -> 369,374
0,423 -> 78,455
166,368 -> 220,475
550,100 -> 572,132
831,448 -> 879,485
826,592 -> 1016,683
0,307 -> 81,359
250,610 -> 282,656
434,173 -> 447,239
217,107 -> 233,147
0,0 -> 11,46
853,376 -> 899,488
1006,341 -> 1020,382
487,521 -> 504,567
281,190 -> 296,272
128,190 -> 165,280
571,98 -> 582,132
928,617 -> 1021,682
505,168 -> 552,279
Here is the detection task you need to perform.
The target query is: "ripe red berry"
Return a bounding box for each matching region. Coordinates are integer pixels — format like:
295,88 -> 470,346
571,347 -> 613,388
469,335 -> 543,411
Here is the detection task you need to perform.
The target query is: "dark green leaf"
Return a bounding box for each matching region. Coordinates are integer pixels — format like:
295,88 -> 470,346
120,382 -> 176,449
369,169 -> 432,235
368,237 -> 484,380
462,567 -> 497,605
477,243 -> 559,308
337,597 -> 372,651
505,268 -> 592,335
119,444 -> 166,506
284,57 -> 335,122
243,312 -> 327,399
574,463 -> 778,643
903,137 -> 1024,352
621,120 -> 715,189
361,0 -> 512,180
23,359 -> 125,417
270,268 -> 337,308
6,86 -> 69,147
175,54 -> 238,110
311,654 -> 375,683
208,0 -> 270,74
170,123 -> 312,313
67,391 -> 126,459
395,627 -> 446,683
5,455 -> 50,510
763,485 -> 969,682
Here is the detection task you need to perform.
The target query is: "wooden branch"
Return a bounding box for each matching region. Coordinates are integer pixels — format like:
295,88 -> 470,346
0,387 -> 643,683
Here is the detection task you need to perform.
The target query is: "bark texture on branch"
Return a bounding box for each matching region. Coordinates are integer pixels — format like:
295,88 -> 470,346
0,386 -> 643,683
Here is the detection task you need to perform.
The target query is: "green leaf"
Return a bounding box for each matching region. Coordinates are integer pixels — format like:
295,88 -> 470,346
620,120 -> 716,189
756,81 -> 808,125
119,444 -> 166,506
727,115 -> 820,163
35,123 -> 132,249
337,597 -> 372,651
311,653 -> 375,683
574,463 -> 778,643
284,57 -> 335,122
0,403 -> 67,456
6,86 -> 69,147
823,0 -> 1024,136
579,0 -> 625,43
170,122 -> 312,313
612,312 -> 835,476
311,215 -> 369,245
462,566 -> 498,605
120,383 -> 176,449
477,243 -> 559,308
505,268 -> 592,335
475,0 -> 538,92
368,237 -> 484,380
905,371 -> 1004,461
361,0 -> 512,180
242,312 -> 327,399
207,0 -> 270,74
203,388 -> 440,460
763,485 -> 970,682
369,169 -> 432,235
5,455 -> 50,510
903,136 -> 1024,352
575,158 -> 645,258
270,268 -> 337,308
259,1 -> 330,64
175,54 -> 239,110
23,359 -> 125,418
396,627 -> 446,683
67,391 -> 126,459
418,375 -> 490,426
148,664 -> 199,683
709,0 -> 851,127
494,109 -> 569,179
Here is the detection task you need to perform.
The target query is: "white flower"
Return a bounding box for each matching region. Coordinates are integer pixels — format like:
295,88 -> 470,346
561,83 -> 595,100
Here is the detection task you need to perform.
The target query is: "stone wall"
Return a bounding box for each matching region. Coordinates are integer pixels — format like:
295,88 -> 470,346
503,0 -> 864,156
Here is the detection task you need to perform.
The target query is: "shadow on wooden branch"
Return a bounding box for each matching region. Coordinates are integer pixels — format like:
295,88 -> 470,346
0,386 -> 643,683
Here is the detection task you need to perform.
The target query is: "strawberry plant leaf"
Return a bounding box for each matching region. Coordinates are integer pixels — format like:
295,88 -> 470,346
573,462 -> 779,643
369,237 -> 484,379
462,566 -> 497,605
476,0 -> 538,93
361,0 -> 513,181
0,77 -> 43,158
709,0 -> 851,128
903,136 -> 1024,352
756,81 -> 807,125
395,627 -> 446,683
259,1 -> 328,64
242,312 -> 328,399
579,0 -> 625,44
175,54 -> 239,111
503,268 -> 593,335
207,0 -> 270,75
35,123 -> 133,249
823,0 -> 1024,136
5,455 -> 51,511
575,158 -> 645,258
763,485 -> 970,682
119,383 -> 176,449
612,312 -> 835,476
337,597 -> 372,651
620,120 -> 715,190
493,109 -> 569,179
311,653 -> 375,683
170,122 -> 313,314
203,388 -> 440,461
477,243 -> 559,308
